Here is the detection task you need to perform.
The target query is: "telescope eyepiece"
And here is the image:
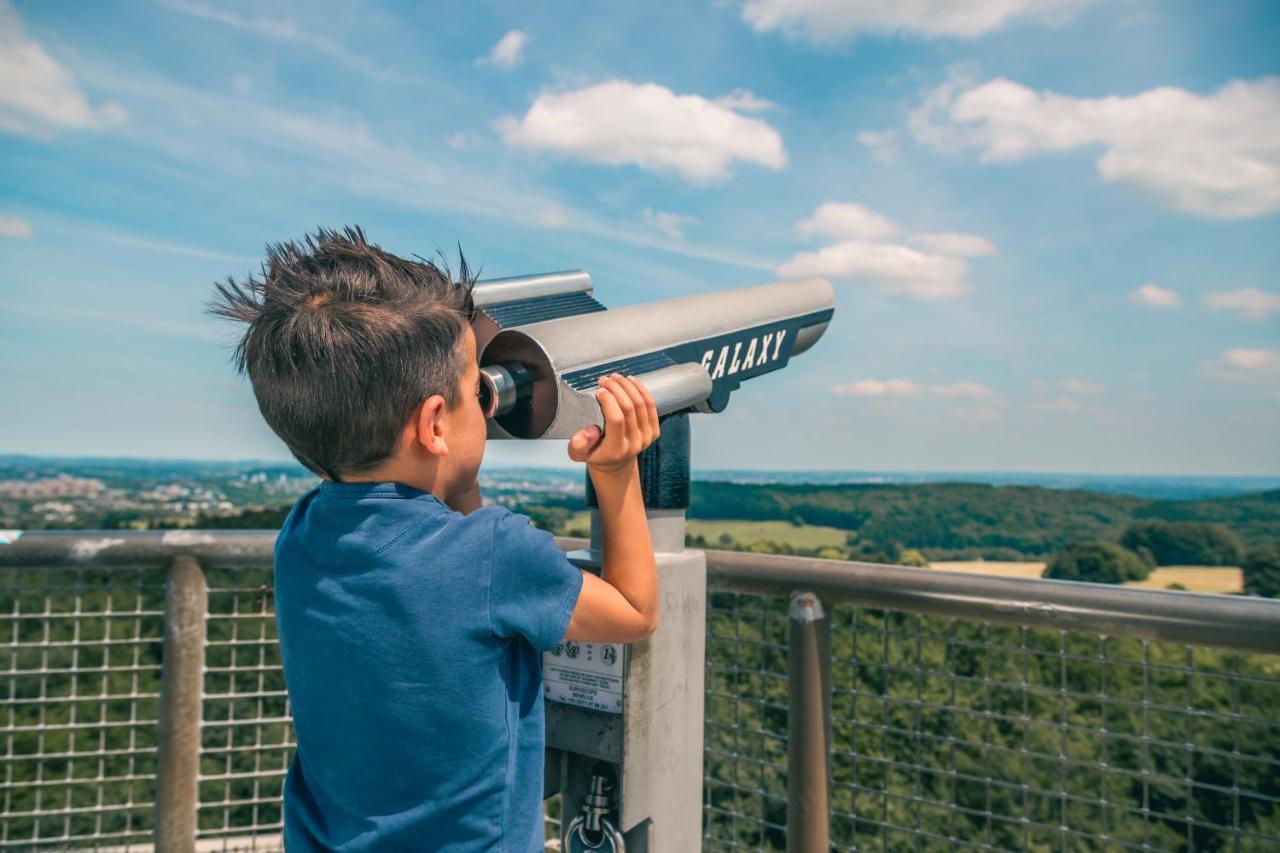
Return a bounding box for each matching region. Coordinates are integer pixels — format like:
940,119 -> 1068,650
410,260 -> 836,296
479,362 -> 534,419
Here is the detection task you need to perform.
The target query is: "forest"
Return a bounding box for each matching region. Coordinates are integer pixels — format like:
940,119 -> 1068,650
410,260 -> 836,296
685,481 -> 1280,560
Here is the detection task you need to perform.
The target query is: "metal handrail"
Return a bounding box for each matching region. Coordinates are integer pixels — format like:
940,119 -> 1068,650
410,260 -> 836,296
706,550 -> 1280,654
3,529 -> 1277,653
4,528 -> 1280,851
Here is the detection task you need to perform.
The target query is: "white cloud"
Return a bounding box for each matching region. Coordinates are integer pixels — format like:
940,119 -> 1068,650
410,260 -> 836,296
497,80 -> 787,184
833,378 -> 921,397
932,381 -> 999,400
1061,378 -> 1106,395
857,129 -> 900,164
1205,348 -> 1280,383
59,223 -> 256,263
1032,397 -> 1082,413
0,0 -> 126,136
643,208 -> 698,240
797,202 -> 899,240
158,0 -> 401,82
779,240 -> 969,299
1130,283 -> 1181,308
714,89 -> 777,112
833,378 -> 998,401
909,231 -> 996,256
912,73 -> 1280,218
481,30 -> 529,69
741,0 -> 1087,42
535,204 -> 570,229
781,201 -> 995,299
0,215 -> 32,238
445,131 -> 471,150
64,59 -> 780,278
1205,288 -> 1280,321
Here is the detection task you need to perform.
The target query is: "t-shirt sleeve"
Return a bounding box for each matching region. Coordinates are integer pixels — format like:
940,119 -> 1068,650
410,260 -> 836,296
488,507 -> 585,651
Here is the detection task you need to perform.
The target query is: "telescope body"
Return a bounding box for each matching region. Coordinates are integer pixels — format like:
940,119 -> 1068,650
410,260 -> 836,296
472,271 -> 835,440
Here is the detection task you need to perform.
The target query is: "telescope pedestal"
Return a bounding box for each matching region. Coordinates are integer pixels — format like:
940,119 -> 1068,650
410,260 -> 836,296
546,414 -> 706,851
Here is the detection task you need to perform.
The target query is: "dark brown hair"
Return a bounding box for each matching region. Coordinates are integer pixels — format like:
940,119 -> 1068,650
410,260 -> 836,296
207,226 -> 478,481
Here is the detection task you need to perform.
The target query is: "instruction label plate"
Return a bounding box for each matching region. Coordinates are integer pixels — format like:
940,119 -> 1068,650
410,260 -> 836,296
543,641 -> 624,714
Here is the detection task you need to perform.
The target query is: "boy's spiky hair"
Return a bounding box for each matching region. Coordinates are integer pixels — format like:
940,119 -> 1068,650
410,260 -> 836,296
208,226 -> 479,481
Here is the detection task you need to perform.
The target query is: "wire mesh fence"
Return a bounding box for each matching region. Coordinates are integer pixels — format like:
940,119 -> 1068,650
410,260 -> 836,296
197,564 -> 291,850
702,590 -> 1280,851
0,564 -> 166,850
2,557 -> 1279,851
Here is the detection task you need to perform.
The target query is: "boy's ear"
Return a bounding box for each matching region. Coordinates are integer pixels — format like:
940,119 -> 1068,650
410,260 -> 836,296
412,395 -> 449,457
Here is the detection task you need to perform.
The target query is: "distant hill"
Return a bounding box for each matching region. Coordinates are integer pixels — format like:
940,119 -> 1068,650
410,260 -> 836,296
688,481 -> 1280,558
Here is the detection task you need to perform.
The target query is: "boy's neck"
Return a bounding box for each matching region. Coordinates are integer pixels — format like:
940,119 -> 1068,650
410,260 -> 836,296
337,457 -> 481,515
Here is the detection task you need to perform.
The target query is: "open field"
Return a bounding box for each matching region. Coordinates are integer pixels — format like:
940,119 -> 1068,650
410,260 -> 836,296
929,561 -> 1047,579
930,560 -> 1244,594
565,511 -> 850,549
1127,565 -> 1244,594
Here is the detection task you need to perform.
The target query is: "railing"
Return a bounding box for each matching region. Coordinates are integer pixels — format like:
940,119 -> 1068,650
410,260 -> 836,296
2,531 -> 1278,851
703,554 -> 1280,851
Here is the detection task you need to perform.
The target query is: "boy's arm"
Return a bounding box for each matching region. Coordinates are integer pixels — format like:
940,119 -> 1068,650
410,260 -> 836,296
563,375 -> 660,644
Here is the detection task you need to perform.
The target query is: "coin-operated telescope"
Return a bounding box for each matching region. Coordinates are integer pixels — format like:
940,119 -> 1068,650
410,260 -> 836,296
470,270 -> 834,852
475,271 -> 834,439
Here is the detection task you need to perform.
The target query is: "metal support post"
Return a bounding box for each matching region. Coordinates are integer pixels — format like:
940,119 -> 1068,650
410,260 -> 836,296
154,555 -> 207,853
551,414 -> 705,852
787,592 -> 831,853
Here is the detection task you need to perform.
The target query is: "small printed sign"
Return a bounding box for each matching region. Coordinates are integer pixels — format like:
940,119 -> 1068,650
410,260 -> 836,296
543,641 -> 624,714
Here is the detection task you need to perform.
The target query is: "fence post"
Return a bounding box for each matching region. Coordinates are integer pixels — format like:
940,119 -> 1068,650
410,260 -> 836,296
154,555 -> 207,853
787,591 -> 831,853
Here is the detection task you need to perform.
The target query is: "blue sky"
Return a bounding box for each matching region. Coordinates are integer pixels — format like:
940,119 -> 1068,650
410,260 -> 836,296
1,0 -> 1277,475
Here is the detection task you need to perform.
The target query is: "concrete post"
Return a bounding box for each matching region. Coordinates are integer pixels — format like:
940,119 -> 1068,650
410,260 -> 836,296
154,555 -> 207,853
787,592 -> 831,853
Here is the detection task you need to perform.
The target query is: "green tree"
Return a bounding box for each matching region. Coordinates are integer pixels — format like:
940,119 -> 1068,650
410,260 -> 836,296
898,548 -> 929,568
1243,542 -> 1280,598
1120,520 -> 1244,566
1043,541 -> 1152,584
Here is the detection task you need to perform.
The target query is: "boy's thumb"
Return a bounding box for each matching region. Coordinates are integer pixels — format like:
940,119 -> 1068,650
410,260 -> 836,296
570,425 -> 601,451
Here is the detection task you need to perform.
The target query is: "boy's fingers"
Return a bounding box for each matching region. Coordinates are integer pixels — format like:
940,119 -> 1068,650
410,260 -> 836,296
632,376 -> 660,438
609,374 -> 637,421
617,376 -> 653,445
595,384 -> 626,454
608,375 -> 641,451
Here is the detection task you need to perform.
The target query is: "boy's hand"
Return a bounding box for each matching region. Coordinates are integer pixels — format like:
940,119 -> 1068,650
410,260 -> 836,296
567,373 -> 660,473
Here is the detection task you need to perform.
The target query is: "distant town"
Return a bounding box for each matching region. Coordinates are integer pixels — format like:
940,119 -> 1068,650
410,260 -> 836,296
0,456 -> 583,531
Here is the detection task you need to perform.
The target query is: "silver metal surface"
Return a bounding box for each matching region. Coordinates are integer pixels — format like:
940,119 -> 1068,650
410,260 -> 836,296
479,362 -> 531,418
484,361 -> 711,438
480,277 -> 834,439
789,321 -> 829,358
471,270 -> 592,307
154,556 -> 206,851
786,592 -> 831,853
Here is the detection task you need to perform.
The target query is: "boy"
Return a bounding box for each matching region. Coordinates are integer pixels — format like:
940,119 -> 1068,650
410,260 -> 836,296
209,227 -> 660,851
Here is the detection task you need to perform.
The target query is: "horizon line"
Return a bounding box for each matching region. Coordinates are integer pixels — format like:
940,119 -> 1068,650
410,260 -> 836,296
2,453 -> 1278,481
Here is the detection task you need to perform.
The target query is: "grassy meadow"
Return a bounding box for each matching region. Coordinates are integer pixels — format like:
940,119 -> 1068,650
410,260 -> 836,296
564,510 -> 849,550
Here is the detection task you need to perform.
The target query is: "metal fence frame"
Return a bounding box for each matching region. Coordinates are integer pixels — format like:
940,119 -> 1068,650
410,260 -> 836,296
2,530 -> 1279,851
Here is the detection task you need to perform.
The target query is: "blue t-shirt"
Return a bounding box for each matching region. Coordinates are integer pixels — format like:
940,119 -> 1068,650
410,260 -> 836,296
273,480 -> 584,851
